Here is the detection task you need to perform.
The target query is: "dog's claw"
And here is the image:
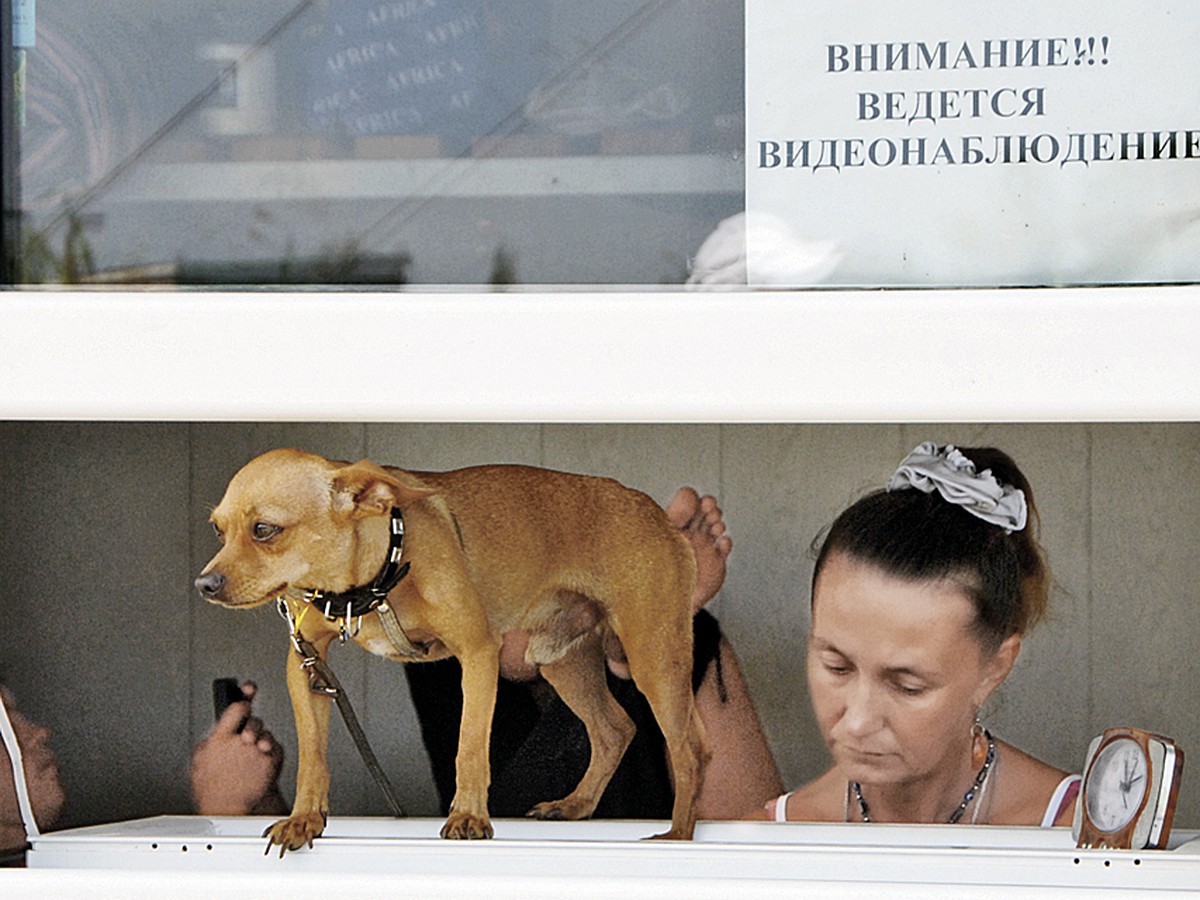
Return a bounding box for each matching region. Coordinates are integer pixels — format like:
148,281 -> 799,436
527,796 -> 595,821
263,812 -> 326,856
440,811 -> 494,840
527,802 -> 567,820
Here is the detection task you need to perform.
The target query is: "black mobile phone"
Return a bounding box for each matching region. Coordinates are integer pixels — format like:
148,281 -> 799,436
212,677 -> 246,728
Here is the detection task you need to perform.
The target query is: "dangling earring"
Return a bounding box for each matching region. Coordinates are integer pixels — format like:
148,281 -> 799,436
971,710 -> 986,766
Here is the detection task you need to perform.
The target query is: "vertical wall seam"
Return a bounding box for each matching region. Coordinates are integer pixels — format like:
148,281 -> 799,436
186,422 -> 197,759
715,423 -> 726,618
717,423 -> 726,505
358,421 -> 371,812
1084,424 -> 1094,731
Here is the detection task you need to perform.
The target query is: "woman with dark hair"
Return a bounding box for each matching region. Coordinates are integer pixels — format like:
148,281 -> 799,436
764,443 -> 1079,827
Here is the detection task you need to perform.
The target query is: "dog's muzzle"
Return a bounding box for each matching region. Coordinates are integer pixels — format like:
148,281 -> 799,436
195,571 -> 227,600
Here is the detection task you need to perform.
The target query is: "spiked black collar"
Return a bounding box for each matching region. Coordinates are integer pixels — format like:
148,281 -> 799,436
298,507 -> 410,622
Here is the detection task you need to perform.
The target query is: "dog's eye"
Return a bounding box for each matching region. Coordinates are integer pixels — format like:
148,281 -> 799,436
252,522 -> 282,542
211,523 -> 224,544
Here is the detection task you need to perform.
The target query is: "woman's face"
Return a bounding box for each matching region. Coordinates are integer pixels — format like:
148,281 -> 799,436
1,685 -> 66,848
807,552 -> 1016,789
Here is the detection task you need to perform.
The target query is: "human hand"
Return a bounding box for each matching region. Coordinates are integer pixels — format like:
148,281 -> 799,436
190,682 -> 287,816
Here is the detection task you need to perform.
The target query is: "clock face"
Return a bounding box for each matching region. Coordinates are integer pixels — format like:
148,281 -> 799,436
1085,736 -> 1149,832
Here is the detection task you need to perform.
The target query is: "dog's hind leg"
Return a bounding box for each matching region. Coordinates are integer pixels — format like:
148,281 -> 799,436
617,608 -> 711,840
527,631 -> 636,821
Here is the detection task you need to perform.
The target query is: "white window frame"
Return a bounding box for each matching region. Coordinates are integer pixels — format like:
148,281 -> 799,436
3,285 -> 1197,422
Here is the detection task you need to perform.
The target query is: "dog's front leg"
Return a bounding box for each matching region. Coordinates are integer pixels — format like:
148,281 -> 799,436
264,635 -> 334,854
441,644 -> 499,839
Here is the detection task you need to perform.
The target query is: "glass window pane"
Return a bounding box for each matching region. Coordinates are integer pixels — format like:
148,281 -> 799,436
5,1 -> 744,287
5,2 -> 1198,290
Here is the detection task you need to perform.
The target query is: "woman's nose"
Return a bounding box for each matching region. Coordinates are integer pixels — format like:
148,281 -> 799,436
839,681 -> 884,736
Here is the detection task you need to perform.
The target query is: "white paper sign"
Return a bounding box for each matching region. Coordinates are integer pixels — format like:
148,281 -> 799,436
745,1 -> 1200,287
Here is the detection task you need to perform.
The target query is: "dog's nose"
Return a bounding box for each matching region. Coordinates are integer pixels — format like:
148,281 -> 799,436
195,571 -> 226,599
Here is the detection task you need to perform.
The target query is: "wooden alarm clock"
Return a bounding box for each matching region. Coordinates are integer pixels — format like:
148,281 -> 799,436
1073,727 -> 1184,850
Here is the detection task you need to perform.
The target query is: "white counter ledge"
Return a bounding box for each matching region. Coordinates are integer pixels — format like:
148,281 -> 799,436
3,816 -> 1197,898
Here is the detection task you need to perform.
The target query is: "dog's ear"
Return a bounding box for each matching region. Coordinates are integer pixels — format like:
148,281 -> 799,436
330,460 -> 436,519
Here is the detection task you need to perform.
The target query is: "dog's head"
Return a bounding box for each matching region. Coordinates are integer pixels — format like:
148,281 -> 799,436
195,448 -> 433,608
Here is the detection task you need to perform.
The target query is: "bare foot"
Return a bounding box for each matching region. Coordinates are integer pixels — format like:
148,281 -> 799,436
665,486 -> 732,611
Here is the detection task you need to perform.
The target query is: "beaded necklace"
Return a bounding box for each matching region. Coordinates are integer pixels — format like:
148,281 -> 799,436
851,728 -> 996,824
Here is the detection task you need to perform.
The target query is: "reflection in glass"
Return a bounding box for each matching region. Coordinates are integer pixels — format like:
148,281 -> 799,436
6,1 -> 745,287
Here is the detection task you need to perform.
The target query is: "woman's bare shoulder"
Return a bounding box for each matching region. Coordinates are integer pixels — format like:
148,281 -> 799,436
770,767 -> 847,822
990,740 -> 1075,826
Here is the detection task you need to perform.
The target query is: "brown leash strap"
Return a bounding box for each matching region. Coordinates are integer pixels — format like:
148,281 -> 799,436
376,602 -> 429,659
295,636 -> 407,818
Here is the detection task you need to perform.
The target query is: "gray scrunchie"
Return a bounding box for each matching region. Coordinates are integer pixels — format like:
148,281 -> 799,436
887,442 -> 1027,534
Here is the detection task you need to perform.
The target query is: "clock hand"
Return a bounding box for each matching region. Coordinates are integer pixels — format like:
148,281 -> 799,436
1119,771 -> 1145,793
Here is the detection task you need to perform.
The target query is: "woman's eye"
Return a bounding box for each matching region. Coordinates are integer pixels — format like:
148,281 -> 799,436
894,682 -> 927,697
823,659 -> 851,676
252,523 -> 282,542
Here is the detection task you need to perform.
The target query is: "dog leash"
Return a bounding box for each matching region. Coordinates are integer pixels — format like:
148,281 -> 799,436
271,506 -> 441,817
279,600 -> 407,818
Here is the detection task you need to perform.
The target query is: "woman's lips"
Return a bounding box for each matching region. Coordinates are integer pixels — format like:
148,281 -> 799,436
838,745 -> 893,762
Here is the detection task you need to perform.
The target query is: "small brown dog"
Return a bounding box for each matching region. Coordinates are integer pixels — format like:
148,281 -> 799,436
195,448 -> 708,851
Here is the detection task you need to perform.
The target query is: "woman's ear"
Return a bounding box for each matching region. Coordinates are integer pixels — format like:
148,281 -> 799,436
975,633 -> 1021,708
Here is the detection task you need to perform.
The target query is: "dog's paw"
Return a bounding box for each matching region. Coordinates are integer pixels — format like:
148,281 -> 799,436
440,811 -> 494,840
526,798 -> 592,821
526,801 -> 568,821
645,825 -> 695,841
262,811 -> 327,857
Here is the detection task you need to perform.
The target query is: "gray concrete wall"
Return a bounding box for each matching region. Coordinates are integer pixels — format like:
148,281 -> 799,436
1,422 -> 1196,829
